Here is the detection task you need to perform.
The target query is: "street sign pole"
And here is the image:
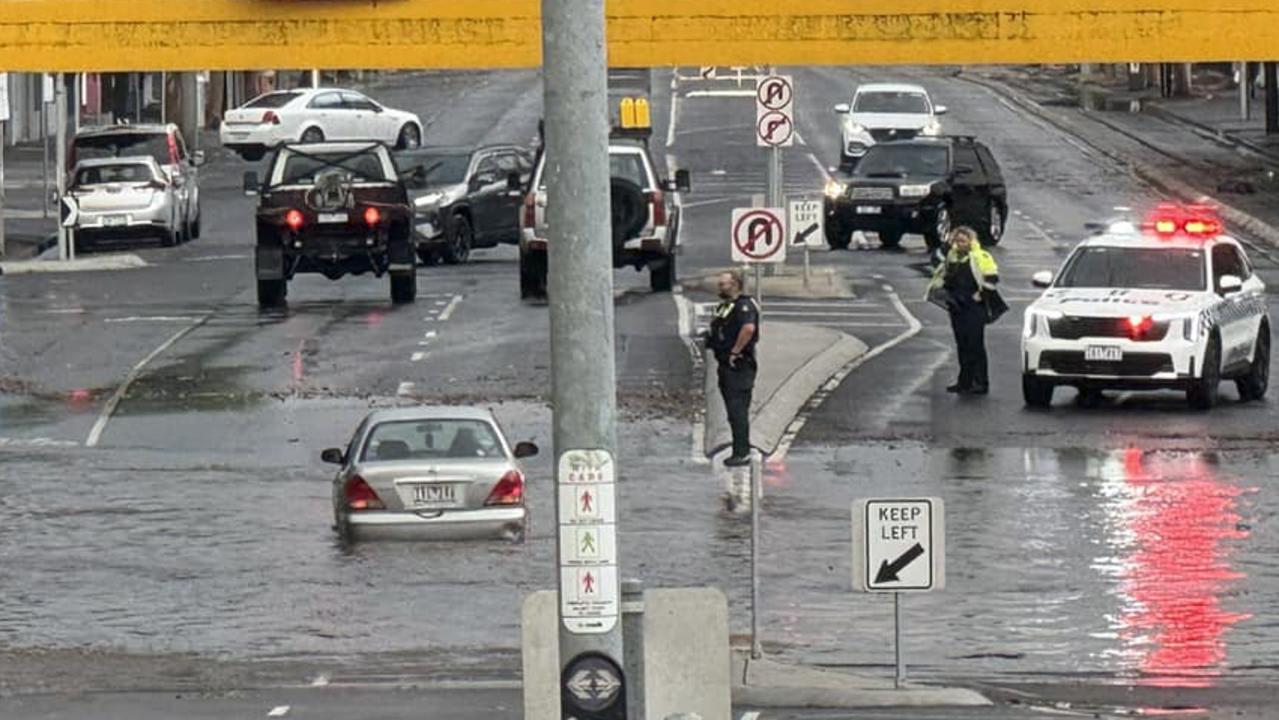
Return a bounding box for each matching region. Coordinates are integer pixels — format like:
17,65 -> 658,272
55,73 -> 68,261
542,0 -> 627,718
894,592 -> 904,687
749,455 -> 762,659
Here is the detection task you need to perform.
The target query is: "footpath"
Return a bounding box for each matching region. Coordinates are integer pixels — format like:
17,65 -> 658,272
964,65 -> 1279,247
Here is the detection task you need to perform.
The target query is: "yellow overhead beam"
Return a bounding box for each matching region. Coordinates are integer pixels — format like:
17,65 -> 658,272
1,0 -> 1278,72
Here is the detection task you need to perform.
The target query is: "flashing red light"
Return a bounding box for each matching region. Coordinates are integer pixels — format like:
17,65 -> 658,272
1127,315 -> 1154,339
1144,204 -> 1222,239
284,209 -> 305,231
345,476 -> 385,511
363,206 -> 382,227
485,470 -> 525,506
262,110 -> 281,125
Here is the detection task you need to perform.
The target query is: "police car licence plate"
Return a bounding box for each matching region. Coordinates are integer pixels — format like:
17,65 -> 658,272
856,206 -> 882,215
1085,345 -> 1123,362
318,212 -> 348,224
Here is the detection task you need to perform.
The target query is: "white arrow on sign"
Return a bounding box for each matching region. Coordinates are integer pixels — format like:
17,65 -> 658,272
699,66 -> 717,80
60,195 -> 79,228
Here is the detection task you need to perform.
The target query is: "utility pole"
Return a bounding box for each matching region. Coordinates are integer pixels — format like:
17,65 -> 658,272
1265,62 -> 1279,135
542,1 -> 627,720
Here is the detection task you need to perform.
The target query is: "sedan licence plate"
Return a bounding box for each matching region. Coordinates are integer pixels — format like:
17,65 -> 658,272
1085,345 -> 1123,362
317,212 -> 348,224
856,206 -> 882,215
408,483 -> 460,509
103,215 -> 128,227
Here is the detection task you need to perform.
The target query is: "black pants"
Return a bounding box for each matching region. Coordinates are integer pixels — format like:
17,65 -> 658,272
949,303 -> 988,390
718,361 -> 757,458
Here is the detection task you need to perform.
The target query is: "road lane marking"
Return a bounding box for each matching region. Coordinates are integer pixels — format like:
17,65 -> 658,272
772,286 -> 922,459
267,706 -> 290,717
0,437 -> 81,448
684,89 -> 755,98
310,674 -> 330,687
807,152 -> 833,183
740,712 -> 761,720
411,352 -> 427,362
666,88 -> 680,147
85,314 -> 210,448
105,316 -> 203,323
186,254 -> 249,262
397,381 -> 415,397
438,294 -> 462,321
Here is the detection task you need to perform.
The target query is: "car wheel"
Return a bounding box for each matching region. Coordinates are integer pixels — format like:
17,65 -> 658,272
650,252 -> 676,293
1022,374 -> 1054,408
923,205 -> 951,250
242,148 -> 266,162
160,227 -> 179,247
396,124 -> 422,150
416,247 -> 441,266
300,127 -> 325,144
443,215 -> 472,265
982,203 -> 1005,246
825,217 -> 851,250
520,248 -> 547,299
1236,324 -> 1270,401
257,279 -> 287,308
1188,335 -> 1222,410
878,229 -> 903,249
390,270 -> 417,304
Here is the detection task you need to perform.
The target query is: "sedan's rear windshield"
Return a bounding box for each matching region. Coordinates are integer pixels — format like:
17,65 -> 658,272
73,134 -> 170,166
244,92 -> 301,109
1056,247 -> 1206,291
854,91 -> 930,114
854,144 -> 948,178
277,151 -> 390,185
362,419 -> 503,461
74,164 -> 157,186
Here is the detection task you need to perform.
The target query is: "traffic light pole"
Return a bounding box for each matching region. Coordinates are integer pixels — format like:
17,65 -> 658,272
542,1 -> 627,719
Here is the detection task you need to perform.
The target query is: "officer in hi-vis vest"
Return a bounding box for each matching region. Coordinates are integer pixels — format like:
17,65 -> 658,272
708,271 -> 760,467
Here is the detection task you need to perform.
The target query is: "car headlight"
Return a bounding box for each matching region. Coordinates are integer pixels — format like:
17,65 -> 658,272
847,122 -> 865,135
824,179 -> 846,199
1154,313 -> 1197,341
1023,308 -> 1063,339
899,184 -> 934,198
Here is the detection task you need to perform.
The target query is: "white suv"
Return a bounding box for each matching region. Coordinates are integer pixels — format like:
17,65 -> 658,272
1021,206 -> 1270,410
833,83 -> 946,168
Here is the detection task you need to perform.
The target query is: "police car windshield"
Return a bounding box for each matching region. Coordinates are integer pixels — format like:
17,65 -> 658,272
854,145 -> 948,178
1057,246 -> 1206,291
854,92 -> 930,114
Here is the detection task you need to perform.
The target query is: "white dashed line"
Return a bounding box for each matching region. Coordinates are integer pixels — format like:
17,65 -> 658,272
411,352 -> 427,362
438,294 -> 462,321
267,706 -> 290,717
104,316 -> 202,324
310,674 -> 330,687
397,381 -> 415,397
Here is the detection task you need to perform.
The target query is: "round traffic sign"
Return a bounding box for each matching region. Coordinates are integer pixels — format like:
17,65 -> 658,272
756,76 -> 793,110
756,111 -> 794,147
733,209 -> 785,261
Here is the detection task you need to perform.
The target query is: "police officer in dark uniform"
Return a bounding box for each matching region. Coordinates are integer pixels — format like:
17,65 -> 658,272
708,271 -> 760,467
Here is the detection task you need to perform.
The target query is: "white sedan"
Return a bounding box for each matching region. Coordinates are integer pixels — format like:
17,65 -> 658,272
219,88 -> 423,161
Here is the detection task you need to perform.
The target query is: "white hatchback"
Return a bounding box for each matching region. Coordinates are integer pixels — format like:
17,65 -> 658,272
1021,206 -> 1270,410
220,88 -> 423,161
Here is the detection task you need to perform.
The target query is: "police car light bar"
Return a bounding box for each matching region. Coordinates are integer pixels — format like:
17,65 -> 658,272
1142,203 -> 1222,238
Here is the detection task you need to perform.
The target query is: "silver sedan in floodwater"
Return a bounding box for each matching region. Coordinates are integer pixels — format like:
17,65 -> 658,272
323,407 -> 538,542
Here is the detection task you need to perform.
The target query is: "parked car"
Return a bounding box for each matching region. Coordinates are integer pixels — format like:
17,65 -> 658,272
67,157 -> 185,248
823,136 -> 1007,251
220,88 -> 423,161
243,141 -> 417,307
519,137 -> 689,298
396,144 -> 535,265
71,123 -> 203,241
832,83 -> 946,168
322,407 -> 539,542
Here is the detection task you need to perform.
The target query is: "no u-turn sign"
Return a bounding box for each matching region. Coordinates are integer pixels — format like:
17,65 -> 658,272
731,207 -> 786,264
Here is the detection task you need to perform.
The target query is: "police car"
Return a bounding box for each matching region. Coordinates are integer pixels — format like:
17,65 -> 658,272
1021,205 -> 1270,410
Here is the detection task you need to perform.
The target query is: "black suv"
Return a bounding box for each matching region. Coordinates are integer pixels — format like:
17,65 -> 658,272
244,142 -> 417,308
396,144 -> 534,265
824,136 -> 1007,251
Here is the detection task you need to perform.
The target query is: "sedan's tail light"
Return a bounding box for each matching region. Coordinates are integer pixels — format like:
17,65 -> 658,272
345,476 -> 385,511
143,180 -> 168,191
485,470 -> 524,506
363,206 -> 382,227
262,111 -> 282,125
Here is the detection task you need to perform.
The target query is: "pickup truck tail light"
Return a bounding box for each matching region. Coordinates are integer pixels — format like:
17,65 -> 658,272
649,189 -> 666,227
522,192 -> 537,229
285,209 -> 305,231
363,206 -> 382,227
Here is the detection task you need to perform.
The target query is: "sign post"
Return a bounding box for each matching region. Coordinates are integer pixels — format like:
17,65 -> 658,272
852,497 -> 946,688
755,74 -> 792,283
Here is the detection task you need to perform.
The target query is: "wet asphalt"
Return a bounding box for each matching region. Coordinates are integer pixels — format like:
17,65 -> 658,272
2,66 -> 1279,715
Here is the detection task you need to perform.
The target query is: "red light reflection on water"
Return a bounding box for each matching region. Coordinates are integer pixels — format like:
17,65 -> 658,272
1115,448 -> 1250,687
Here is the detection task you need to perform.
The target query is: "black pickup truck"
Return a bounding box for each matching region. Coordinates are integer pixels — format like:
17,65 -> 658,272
244,142 -> 417,307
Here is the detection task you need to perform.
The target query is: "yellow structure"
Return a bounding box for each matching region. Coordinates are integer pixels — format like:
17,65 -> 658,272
1,1 -> 1277,71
